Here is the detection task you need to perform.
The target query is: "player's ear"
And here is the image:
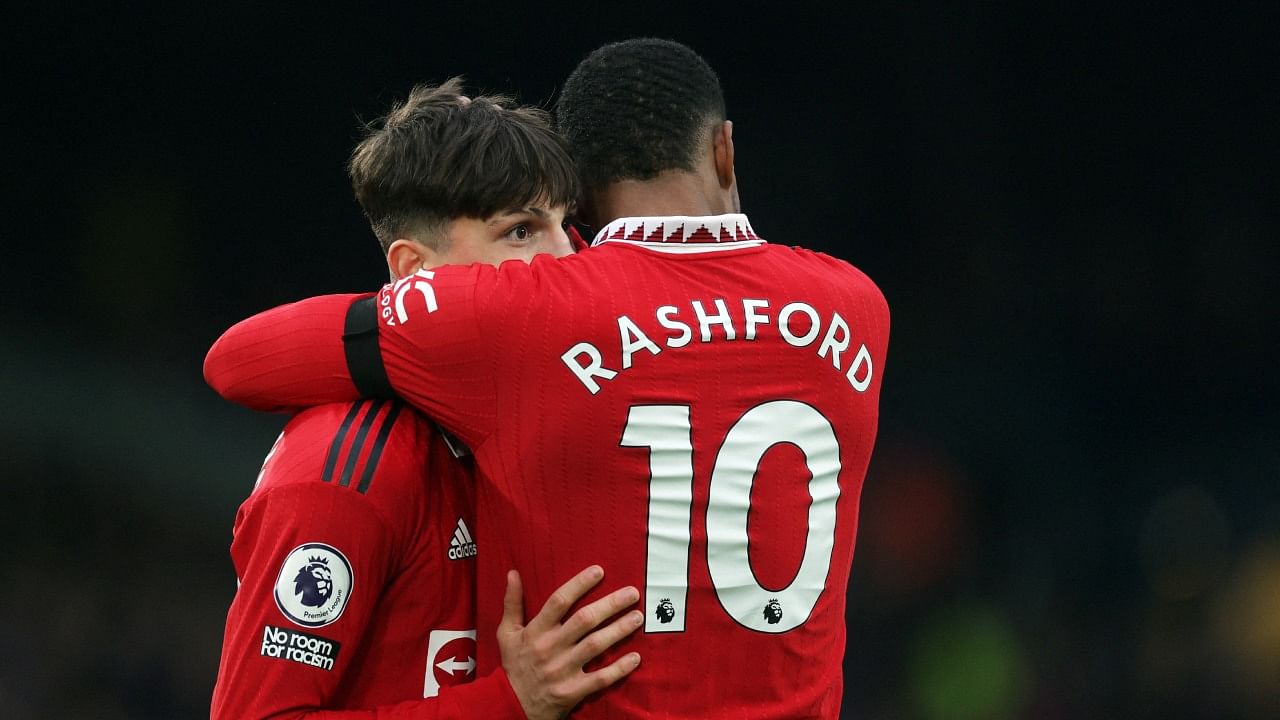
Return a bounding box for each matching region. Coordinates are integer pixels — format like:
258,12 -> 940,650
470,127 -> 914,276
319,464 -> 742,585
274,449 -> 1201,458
387,238 -> 431,280
712,120 -> 735,191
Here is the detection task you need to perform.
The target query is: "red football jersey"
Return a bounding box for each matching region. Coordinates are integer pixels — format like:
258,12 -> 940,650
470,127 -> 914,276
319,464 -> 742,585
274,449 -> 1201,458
206,214 -> 890,719
210,400 -> 524,719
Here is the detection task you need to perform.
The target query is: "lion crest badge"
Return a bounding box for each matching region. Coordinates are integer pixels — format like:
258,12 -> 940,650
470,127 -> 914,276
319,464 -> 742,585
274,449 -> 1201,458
763,598 -> 783,625
654,597 -> 676,624
274,543 -> 354,628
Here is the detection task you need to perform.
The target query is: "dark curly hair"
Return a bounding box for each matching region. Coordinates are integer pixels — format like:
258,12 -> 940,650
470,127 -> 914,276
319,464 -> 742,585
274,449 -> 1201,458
556,39 -> 726,194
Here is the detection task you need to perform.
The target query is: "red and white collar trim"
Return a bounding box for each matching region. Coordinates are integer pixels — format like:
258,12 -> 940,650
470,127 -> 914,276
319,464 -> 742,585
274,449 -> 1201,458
591,214 -> 764,254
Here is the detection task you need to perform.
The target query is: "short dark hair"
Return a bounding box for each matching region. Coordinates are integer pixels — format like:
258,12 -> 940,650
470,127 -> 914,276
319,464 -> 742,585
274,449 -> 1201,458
349,77 -> 579,252
556,39 -> 726,194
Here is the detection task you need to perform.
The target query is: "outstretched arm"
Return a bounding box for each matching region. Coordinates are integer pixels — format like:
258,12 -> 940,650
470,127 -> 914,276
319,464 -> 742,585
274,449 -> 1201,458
204,294 -> 369,412
206,264 -> 515,446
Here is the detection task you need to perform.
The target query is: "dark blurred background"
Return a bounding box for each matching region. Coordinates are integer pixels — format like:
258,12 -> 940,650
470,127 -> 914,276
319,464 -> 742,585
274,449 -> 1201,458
2,3 -> 1276,718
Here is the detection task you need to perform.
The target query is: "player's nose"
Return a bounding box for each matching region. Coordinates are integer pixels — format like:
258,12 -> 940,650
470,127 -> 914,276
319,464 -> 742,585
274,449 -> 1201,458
548,226 -> 575,258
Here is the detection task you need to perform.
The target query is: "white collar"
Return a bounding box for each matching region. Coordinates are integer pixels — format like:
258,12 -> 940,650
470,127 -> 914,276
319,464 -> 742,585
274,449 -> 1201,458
591,214 -> 765,254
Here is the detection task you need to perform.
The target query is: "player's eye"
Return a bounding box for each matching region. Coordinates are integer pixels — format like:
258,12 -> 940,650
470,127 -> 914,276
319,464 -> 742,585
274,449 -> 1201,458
504,224 -> 532,241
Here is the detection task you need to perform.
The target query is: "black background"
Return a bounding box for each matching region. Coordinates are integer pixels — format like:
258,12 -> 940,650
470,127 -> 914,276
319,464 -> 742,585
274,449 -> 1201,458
2,3 -> 1276,718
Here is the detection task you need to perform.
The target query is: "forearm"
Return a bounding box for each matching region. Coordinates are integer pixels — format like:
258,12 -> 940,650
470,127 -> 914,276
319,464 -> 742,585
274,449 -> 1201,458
204,294 -> 368,410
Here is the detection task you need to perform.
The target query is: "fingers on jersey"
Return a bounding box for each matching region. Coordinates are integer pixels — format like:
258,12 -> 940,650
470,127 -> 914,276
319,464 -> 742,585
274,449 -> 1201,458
498,566 -> 642,720
562,588 -> 642,660
527,567 -> 641,688
568,648 -> 642,701
500,568 -> 530,636
525,564 -> 605,635
567,607 -> 644,678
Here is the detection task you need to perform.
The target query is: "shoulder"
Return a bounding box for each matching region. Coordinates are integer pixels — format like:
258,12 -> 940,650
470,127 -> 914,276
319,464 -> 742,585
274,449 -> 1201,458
764,243 -> 861,274
766,244 -> 889,310
254,400 -> 440,500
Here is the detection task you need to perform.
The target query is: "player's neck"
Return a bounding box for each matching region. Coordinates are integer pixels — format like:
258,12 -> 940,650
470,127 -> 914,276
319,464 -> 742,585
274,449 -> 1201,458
590,170 -> 734,227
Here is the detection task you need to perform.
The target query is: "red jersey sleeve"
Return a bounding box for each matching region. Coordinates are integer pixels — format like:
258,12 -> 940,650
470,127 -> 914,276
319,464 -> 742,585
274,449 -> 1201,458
294,674 -> 525,720
365,265 -> 509,447
204,261 -> 521,446
204,294 -> 368,412
210,405 -> 526,720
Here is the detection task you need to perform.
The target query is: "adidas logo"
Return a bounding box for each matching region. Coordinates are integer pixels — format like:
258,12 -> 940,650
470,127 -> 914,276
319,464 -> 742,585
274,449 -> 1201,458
447,518 -> 477,560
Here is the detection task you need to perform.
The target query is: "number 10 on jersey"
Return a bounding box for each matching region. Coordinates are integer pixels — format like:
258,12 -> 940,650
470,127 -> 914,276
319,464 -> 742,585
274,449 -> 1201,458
621,401 -> 841,635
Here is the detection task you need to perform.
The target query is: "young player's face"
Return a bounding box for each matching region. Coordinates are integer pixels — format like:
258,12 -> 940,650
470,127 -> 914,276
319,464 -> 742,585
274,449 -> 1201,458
438,203 -> 574,266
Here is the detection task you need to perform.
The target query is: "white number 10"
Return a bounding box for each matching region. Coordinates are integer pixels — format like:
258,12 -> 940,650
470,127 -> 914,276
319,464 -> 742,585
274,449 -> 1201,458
620,401 -> 841,634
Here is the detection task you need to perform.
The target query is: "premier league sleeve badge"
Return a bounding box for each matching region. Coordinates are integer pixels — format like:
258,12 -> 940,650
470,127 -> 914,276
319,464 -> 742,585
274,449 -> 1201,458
273,543 -> 354,628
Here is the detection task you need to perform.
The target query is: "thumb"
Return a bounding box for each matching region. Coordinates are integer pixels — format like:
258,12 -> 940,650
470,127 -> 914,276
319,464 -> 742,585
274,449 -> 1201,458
500,569 -> 524,634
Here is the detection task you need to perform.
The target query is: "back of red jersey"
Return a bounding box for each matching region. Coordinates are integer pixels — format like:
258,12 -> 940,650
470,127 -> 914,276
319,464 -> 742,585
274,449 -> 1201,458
373,215 -> 890,719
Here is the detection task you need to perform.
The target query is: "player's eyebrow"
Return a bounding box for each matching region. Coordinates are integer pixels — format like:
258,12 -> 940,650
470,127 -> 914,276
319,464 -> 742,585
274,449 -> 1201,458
488,207 -> 550,225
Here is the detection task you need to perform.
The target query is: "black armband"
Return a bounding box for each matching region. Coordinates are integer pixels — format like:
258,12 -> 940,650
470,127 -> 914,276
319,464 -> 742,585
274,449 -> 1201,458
342,296 -> 394,399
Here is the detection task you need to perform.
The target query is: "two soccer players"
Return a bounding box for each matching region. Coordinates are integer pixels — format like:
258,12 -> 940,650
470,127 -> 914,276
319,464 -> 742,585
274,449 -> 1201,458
210,39 -> 889,718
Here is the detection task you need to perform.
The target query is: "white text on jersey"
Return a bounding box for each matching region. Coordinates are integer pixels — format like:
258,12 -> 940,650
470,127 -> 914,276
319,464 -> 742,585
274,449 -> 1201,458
560,297 -> 874,395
